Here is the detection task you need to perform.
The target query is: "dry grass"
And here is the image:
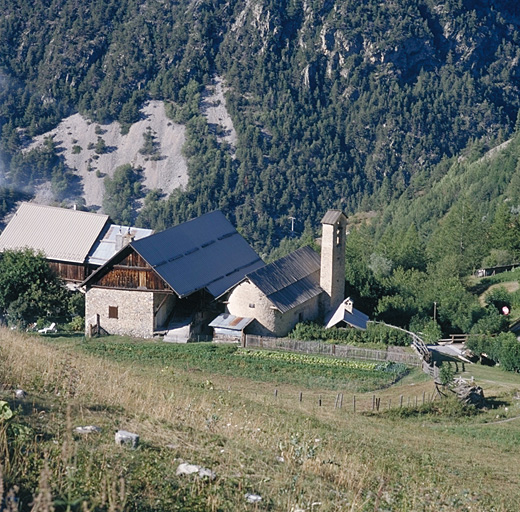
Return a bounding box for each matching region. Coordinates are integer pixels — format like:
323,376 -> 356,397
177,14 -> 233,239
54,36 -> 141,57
1,328 -> 520,510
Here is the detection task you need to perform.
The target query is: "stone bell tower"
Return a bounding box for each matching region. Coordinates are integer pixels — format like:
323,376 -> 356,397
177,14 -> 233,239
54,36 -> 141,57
320,210 -> 347,312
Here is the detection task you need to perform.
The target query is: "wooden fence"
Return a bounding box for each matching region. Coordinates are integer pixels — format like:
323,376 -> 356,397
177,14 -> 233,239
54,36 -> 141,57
243,335 -> 422,366
269,387 -> 440,413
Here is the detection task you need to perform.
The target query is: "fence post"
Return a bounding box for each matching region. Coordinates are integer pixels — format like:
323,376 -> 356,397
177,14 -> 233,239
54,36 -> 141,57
318,395 -> 322,407
372,395 -> 376,411
400,395 -> 403,408
353,395 -> 356,413
299,391 -> 303,402
274,389 -> 278,398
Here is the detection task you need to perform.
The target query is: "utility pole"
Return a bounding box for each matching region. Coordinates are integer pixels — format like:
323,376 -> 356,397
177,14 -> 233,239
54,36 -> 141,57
433,301 -> 437,322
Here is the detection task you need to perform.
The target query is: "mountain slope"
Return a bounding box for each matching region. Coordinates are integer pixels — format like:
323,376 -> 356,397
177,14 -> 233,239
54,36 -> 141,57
0,0 -> 519,251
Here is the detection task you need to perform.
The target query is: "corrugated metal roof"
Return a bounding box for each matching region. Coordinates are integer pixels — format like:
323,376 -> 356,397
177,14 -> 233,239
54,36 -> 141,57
246,246 -> 323,313
0,202 -> 109,264
321,210 -> 346,225
87,224 -> 153,266
209,313 -> 253,331
131,211 -> 264,298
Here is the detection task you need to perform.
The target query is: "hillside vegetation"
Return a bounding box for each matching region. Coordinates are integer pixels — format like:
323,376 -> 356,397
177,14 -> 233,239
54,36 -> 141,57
2,330 -> 520,511
1,0 -> 520,251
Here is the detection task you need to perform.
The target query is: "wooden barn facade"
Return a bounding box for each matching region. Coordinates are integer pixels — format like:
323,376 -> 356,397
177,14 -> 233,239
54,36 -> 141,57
82,211 -> 264,340
0,203 -> 152,283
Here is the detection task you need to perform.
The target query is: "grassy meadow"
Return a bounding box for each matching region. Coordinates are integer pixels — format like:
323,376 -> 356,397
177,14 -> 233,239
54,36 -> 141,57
1,329 -> 520,511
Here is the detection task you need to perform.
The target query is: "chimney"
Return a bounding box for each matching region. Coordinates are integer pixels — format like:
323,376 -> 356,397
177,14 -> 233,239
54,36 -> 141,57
320,210 -> 347,312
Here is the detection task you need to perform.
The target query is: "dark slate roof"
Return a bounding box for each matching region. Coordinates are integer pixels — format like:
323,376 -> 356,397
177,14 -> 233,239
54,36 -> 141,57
321,210 -> 346,225
246,245 -> 322,313
131,211 -> 264,298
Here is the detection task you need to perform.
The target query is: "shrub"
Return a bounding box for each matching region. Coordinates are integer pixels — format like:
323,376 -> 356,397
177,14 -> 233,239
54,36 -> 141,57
466,332 -> 520,372
288,322 -> 412,346
485,286 -> 512,313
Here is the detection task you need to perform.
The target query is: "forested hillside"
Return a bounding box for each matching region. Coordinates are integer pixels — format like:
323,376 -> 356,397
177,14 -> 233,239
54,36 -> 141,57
0,0 -> 520,253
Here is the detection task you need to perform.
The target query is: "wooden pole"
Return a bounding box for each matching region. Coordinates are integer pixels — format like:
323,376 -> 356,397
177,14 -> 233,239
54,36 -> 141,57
299,391 -> 303,402
274,389 -> 278,398
353,395 -> 356,413
399,395 -> 403,408
318,395 -> 322,407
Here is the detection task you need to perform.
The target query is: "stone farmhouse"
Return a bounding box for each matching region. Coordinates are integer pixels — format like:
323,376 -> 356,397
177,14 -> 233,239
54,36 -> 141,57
211,210 -> 369,340
81,210 -> 264,339
0,202 -> 152,283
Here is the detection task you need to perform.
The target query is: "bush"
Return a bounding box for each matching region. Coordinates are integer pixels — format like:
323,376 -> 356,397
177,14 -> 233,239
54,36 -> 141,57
485,286 -> 512,313
439,361 -> 456,386
65,315 -> 84,332
288,322 -> 412,346
466,332 -> 520,372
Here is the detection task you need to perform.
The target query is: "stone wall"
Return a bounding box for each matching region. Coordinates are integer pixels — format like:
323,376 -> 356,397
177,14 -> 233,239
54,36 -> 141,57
320,215 -> 347,311
227,280 -> 321,337
85,288 -> 155,338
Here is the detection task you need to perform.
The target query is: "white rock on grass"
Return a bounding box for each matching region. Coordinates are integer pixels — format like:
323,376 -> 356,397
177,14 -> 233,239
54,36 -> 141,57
14,389 -> 27,399
115,430 -> 139,448
176,463 -> 216,480
245,493 -> 262,504
74,426 -> 101,434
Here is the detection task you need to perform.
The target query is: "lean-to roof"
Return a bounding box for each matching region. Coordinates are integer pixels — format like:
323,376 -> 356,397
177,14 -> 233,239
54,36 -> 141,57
87,224 -> 153,266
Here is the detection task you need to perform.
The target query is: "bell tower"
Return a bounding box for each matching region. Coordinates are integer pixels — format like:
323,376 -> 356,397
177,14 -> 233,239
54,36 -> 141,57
320,210 -> 347,312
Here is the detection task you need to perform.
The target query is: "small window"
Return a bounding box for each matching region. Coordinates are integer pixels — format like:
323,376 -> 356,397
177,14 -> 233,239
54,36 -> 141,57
249,303 -> 255,308
108,306 -> 118,319
298,312 -> 304,322
336,225 -> 343,247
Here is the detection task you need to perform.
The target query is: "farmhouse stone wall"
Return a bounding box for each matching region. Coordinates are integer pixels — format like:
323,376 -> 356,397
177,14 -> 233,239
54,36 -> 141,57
85,288 -> 155,338
227,281 -> 321,337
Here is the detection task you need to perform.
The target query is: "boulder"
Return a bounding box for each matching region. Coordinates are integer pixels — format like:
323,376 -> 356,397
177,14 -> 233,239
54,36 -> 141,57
115,430 -> 139,448
176,463 -> 216,480
245,493 -> 262,504
74,425 -> 101,434
14,389 -> 27,399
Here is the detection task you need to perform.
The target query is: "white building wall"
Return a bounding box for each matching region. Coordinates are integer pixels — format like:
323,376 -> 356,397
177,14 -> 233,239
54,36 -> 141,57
85,288 -> 155,338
